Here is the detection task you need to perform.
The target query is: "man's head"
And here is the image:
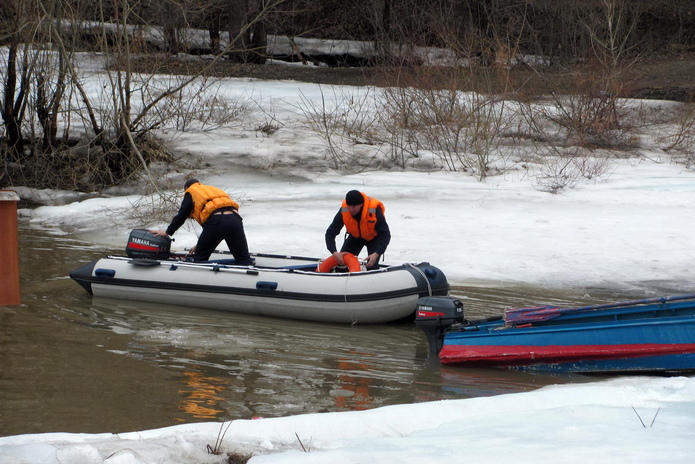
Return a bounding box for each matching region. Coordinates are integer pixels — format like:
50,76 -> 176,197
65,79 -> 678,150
184,178 -> 200,190
345,190 -> 364,215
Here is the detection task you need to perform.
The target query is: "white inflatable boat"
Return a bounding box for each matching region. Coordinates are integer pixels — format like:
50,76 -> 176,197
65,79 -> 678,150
70,249 -> 450,324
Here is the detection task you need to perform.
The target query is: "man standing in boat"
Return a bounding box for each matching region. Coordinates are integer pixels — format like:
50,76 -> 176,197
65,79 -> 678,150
325,190 -> 391,270
151,179 -> 254,265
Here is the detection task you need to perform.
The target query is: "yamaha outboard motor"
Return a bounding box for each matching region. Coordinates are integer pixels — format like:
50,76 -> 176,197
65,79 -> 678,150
415,296 -> 465,357
126,229 -> 172,259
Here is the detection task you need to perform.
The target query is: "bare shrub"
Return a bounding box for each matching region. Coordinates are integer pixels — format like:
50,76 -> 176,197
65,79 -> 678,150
532,147 -> 614,193
541,85 -> 636,148
227,451 -> 252,463
152,79 -> 250,132
403,87 -> 512,179
295,86 -> 382,171
373,86 -> 423,168
120,191 -> 180,227
515,57 -> 644,155
514,0 -> 644,152
659,103 -> 695,169
572,150 -> 614,181
294,61 -> 516,177
538,0 -> 642,148
253,101 -> 283,137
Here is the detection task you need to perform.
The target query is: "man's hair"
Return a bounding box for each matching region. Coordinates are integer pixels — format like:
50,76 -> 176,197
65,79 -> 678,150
184,178 -> 200,190
345,190 -> 364,206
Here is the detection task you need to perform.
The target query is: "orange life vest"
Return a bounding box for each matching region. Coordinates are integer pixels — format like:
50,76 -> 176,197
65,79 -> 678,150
186,182 -> 239,225
340,192 -> 385,242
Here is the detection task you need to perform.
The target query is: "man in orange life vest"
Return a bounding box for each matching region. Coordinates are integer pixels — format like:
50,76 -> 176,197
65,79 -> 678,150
151,179 -> 253,264
325,190 -> 391,270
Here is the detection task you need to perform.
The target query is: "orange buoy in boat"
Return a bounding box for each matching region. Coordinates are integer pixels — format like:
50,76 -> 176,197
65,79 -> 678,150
316,253 -> 362,273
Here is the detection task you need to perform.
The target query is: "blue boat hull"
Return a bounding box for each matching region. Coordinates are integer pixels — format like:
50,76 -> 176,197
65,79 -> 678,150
418,295 -> 695,373
515,353 -> 695,373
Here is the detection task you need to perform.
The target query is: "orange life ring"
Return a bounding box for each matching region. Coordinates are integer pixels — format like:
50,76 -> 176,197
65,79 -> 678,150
316,253 -> 362,273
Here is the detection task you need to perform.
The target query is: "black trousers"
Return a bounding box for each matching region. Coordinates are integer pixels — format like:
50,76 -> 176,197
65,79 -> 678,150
194,212 -> 253,264
340,235 -> 379,269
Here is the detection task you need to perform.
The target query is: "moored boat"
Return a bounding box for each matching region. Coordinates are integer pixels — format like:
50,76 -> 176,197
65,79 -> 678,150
415,294 -> 695,373
70,231 -> 449,324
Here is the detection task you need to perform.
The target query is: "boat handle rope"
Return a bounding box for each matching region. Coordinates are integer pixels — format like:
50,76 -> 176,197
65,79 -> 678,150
407,263 -> 432,296
343,272 -> 359,325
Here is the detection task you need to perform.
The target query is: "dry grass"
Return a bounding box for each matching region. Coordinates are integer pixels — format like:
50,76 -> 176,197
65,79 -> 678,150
226,451 -> 253,463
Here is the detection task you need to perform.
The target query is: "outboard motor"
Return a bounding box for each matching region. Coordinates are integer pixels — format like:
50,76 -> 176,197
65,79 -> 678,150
415,296 -> 465,357
125,229 -> 172,259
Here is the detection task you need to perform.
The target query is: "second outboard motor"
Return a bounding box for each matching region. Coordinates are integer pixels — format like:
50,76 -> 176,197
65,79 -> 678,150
415,296 -> 465,357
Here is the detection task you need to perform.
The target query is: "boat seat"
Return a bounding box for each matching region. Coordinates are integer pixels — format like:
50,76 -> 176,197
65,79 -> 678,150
285,264 -> 320,271
200,259 -> 316,271
254,264 -> 318,271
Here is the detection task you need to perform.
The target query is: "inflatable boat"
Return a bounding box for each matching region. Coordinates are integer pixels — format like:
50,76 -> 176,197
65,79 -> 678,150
70,231 -> 450,324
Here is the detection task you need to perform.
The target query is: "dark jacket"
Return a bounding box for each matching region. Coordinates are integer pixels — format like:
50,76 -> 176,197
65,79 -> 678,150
325,207 -> 391,255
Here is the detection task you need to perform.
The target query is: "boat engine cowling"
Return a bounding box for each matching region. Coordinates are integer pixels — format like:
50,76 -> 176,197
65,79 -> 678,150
126,229 -> 172,260
415,296 -> 465,357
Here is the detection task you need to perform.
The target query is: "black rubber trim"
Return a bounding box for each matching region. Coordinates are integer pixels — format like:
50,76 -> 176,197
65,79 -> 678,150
72,274 -> 449,303
69,261 -> 97,295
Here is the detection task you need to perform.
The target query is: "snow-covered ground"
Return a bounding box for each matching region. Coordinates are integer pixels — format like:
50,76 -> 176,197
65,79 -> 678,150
1,377 -> 694,464
3,43 -> 695,463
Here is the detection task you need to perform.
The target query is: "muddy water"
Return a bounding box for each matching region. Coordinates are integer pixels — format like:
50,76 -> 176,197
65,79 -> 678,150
1,225 -> 634,437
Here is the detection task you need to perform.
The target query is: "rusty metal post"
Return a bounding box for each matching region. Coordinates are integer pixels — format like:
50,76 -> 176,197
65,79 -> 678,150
0,190 -> 20,306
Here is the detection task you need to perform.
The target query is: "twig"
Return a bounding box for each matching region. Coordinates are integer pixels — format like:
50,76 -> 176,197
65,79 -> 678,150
295,432 -> 308,452
208,420 -> 235,455
631,405 -> 646,428
649,407 -> 661,427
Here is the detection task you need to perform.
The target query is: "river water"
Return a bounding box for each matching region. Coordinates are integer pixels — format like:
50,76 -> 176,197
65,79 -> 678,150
1,225 -> 635,437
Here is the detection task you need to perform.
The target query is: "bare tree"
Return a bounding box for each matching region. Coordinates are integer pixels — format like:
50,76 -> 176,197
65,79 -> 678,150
203,0 -> 228,54
226,0 -> 250,61
1,0 -> 37,164
160,0 -> 188,55
580,0 -> 643,71
1,0 -> 285,190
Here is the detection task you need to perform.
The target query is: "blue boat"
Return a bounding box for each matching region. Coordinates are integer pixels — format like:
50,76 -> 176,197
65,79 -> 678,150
415,294 -> 695,373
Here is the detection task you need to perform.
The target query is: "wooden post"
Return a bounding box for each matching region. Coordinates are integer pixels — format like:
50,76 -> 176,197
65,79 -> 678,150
0,190 -> 20,306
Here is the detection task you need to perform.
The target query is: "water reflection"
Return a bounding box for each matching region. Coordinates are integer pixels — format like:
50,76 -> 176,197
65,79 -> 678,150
86,299 -> 427,418
85,296 -> 594,423
177,370 -> 229,420
332,356 -> 375,410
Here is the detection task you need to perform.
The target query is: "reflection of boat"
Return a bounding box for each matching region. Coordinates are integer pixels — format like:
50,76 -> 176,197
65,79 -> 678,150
70,241 -> 449,325
415,294 -> 695,373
